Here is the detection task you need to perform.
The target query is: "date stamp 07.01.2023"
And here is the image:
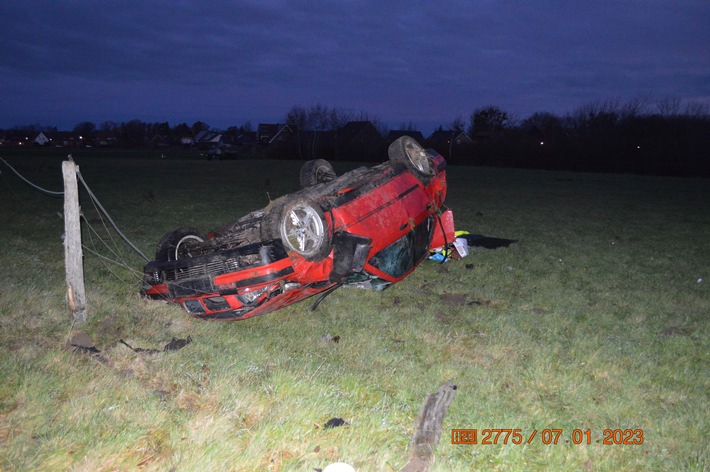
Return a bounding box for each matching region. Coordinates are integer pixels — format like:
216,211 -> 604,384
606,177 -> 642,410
452,428 -> 644,446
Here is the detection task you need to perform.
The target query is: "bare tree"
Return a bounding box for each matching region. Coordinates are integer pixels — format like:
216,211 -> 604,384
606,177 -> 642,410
73,121 -> 96,140
100,121 -> 118,132
620,96 -> 649,120
451,116 -> 465,132
469,106 -> 509,135
120,119 -> 147,147
657,97 -> 682,117
285,104 -> 360,159
684,101 -> 709,118
190,121 -> 210,135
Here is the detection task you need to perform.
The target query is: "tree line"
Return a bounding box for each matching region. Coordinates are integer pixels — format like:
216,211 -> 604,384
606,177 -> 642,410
3,98 -> 709,176
462,98 -> 710,176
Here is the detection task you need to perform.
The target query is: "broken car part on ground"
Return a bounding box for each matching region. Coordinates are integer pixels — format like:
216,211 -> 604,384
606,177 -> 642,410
141,136 -> 455,320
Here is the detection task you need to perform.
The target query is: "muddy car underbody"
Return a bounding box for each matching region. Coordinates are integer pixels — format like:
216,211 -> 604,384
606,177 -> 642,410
142,136 -> 455,320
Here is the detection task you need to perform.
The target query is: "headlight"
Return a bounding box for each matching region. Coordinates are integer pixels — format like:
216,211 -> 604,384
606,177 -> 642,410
237,286 -> 268,306
183,299 -> 205,314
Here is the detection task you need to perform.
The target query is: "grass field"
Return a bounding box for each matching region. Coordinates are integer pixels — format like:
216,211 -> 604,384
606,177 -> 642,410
1,149 -> 708,471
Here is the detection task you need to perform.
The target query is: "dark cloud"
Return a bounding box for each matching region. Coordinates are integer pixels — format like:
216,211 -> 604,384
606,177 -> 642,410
1,0 -> 708,131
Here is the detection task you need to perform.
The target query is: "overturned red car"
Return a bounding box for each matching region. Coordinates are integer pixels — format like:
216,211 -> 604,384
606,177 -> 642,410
141,136 -> 455,320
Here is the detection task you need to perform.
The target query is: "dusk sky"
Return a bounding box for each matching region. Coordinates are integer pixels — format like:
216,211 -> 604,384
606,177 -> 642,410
2,1 -> 709,134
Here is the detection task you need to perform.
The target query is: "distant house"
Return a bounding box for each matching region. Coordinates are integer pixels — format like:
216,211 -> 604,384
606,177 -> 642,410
2,132 -> 28,147
205,133 -> 223,145
427,129 -> 471,145
427,129 -> 473,160
148,134 -> 169,148
96,132 -> 117,147
336,121 -> 383,160
428,129 -> 472,145
194,130 -> 207,143
257,124 -> 294,144
471,129 -> 495,143
386,130 -> 426,144
50,131 -> 80,147
191,130 -> 224,150
194,130 -> 222,144
215,130 -> 257,159
34,132 -> 50,146
232,131 -> 257,146
338,121 -> 382,145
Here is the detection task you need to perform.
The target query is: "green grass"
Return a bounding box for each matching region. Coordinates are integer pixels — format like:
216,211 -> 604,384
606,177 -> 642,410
1,151 -> 708,471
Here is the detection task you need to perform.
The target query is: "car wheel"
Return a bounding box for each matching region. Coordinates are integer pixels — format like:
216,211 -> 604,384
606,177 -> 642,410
299,159 -> 336,188
388,136 -> 435,183
262,197 -> 331,261
155,228 -> 206,261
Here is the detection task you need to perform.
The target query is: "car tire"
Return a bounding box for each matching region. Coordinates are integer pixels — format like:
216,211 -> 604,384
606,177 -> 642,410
388,136 -> 435,183
261,197 -> 331,261
155,227 -> 206,261
299,159 -> 336,188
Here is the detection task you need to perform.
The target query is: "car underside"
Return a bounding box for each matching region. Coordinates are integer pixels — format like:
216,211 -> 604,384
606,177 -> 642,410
142,136 -> 455,320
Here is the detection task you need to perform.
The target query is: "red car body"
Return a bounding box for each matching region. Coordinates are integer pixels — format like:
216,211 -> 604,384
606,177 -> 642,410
142,137 -> 455,320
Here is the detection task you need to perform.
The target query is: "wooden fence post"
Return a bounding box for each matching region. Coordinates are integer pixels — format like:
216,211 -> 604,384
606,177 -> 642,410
401,381 -> 457,472
62,160 -> 87,323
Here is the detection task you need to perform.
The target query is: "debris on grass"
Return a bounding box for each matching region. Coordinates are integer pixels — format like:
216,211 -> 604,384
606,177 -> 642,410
69,344 -> 102,354
164,336 -> 192,351
320,463 -> 355,472
318,334 -> 340,344
68,333 -> 192,360
429,231 -> 515,262
119,339 -> 161,355
121,336 -> 193,353
67,332 -> 109,364
323,417 -> 349,429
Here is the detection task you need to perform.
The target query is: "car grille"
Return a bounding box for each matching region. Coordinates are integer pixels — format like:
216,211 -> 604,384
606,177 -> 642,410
147,242 -> 288,286
144,241 -> 288,290
165,258 -> 237,282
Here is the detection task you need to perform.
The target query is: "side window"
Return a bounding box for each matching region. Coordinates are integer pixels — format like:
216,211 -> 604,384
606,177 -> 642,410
369,218 -> 433,278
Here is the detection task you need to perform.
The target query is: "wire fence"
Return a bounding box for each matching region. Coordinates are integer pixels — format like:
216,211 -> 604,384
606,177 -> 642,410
1,155 -> 220,300
1,156 -> 148,288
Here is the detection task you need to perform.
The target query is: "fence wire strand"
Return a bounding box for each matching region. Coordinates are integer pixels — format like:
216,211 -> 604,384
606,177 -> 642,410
2,155 -> 150,276
83,187 -> 132,268
80,214 -> 144,279
76,169 -> 150,262
2,156 -> 217,300
0,157 -> 64,196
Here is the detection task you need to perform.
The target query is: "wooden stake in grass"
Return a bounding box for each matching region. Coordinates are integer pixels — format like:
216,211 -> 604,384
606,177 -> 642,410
63,160 -> 87,324
401,381 -> 458,472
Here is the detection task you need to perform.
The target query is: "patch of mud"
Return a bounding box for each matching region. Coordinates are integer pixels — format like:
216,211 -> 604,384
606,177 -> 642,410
10,336 -> 53,351
439,293 -> 467,306
661,326 -> 691,337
